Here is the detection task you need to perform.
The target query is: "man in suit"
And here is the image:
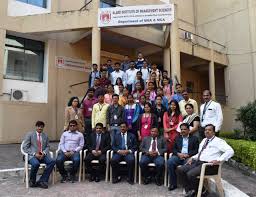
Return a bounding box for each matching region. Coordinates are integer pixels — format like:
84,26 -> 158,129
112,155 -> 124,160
84,122 -> 111,182
139,127 -> 167,186
167,123 -> 199,191
56,120 -> 84,183
110,122 -> 137,184
22,121 -> 55,189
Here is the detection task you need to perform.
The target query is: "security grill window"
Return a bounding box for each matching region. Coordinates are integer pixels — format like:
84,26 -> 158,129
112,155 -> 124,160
4,35 -> 45,82
100,0 -> 116,8
16,0 -> 47,8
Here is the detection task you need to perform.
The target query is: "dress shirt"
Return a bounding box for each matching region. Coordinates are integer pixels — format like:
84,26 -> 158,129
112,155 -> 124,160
82,97 -> 97,118
107,104 -> 124,126
192,136 -> 234,162
149,137 -> 159,154
59,130 -> 84,153
125,68 -> 138,85
172,93 -> 184,103
200,100 -> 223,131
179,98 -> 199,117
121,61 -> 130,71
181,136 -> 189,154
91,102 -> 109,128
89,71 -> 101,87
111,70 -> 126,86
140,67 -> 151,82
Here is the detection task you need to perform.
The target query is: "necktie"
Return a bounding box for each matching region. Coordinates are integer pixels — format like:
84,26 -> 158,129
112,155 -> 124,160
197,139 -> 210,161
152,139 -> 156,152
96,134 -> 101,150
37,133 -> 42,153
121,134 -> 126,150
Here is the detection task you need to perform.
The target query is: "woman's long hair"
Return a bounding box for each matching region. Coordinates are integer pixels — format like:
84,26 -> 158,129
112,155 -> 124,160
67,96 -> 81,108
167,99 -> 181,117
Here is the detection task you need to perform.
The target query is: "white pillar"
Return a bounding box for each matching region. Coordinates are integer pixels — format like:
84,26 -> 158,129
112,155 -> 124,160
164,48 -> 171,77
0,29 -> 6,95
92,27 -> 101,66
209,41 -> 216,100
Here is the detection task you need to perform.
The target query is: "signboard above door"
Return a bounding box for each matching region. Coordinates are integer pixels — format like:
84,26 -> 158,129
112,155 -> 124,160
98,4 -> 174,27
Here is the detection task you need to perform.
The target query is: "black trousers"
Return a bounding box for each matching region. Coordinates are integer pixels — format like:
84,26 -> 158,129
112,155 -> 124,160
84,153 -> 106,177
177,160 -> 219,191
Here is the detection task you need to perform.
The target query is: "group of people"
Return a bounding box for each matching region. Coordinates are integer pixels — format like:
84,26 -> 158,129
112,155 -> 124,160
22,54 -> 234,197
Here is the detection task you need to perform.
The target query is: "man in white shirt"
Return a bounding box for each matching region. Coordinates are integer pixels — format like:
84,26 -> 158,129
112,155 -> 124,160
110,62 -> 126,86
177,124 -> 234,197
125,61 -> 138,92
199,90 -> 223,139
140,60 -> 151,85
179,90 -> 199,117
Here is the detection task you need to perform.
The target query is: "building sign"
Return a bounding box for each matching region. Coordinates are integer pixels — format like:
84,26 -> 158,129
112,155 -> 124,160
56,56 -> 90,72
98,4 -> 174,27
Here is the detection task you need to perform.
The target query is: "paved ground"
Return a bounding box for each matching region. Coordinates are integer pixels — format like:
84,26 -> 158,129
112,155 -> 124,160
0,143 -> 256,196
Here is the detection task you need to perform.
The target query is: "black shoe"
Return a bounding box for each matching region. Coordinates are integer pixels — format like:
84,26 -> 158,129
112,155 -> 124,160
185,190 -> 196,197
95,176 -> 100,182
89,175 -> 95,182
168,185 -> 177,191
38,182 -> 48,189
202,188 -> 209,197
60,175 -> 67,183
143,177 -> 150,185
29,180 -> 38,188
70,175 -> 76,183
112,176 -> 121,184
127,178 -> 134,185
155,177 -> 162,186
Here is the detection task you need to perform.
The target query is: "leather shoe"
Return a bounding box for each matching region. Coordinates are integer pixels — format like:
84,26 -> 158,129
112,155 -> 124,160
38,182 -> 48,189
29,180 -> 38,188
155,177 -> 162,186
70,175 -> 76,183
127,179 -> 134,185
89,175 -> 95,182
185,190 -> 196,197
143,177 -> 150,185
95,176 -> 100,182
168,185 -> 177,191
60,175 -> 67,183
112,176 -> 121,184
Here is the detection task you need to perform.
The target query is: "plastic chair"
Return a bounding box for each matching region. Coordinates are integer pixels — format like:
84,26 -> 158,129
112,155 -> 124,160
55,148 -> 83,182
20,141 -> 54,189
82,149 -> 111,182
109,150 -> 137,183
197,162 -> 224,197
138,152 -> 168,186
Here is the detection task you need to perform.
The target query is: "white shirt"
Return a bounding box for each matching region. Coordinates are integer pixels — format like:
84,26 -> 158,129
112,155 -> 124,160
179,98 -> 199,116
111,70 -> 126,86
140,67 -> 151,82
200,100 -> 223,131
125,68 -> 138,85
192,136 -> 234,162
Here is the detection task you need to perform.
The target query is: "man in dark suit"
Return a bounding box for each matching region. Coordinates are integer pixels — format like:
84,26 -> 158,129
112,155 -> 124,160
139,127 -> 167,186
167,123 -> 199,191
84,122 -> 111,182
22,121 -> 55,189
110,122 -> 137,184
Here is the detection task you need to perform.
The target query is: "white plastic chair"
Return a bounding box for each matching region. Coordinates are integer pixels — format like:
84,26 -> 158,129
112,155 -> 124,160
197,162 -> 224,197
110,150 -> 137,183
82,149 -> 111,182
138,152 -> 168,186
20,141 -> 54,189
55,148 -> 83,182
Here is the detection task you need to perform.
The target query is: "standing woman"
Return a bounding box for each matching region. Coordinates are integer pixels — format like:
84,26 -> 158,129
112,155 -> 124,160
124,94 -> 141,138
163,100 -> 183,153
119,86 -> 129,106
153,95 -> 167,136
162,78 -> 173,102
132,82 -> 145,103
147,81 -> 157,102
64,97 -> 84,132
114,77 -> 123,95
137,102 -> 157,141
104,84 -> 114,104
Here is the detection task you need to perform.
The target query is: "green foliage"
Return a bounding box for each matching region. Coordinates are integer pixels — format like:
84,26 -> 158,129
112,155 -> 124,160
223,138 -> 256,170
219,130 -> 243,140
236,100 -> 256,140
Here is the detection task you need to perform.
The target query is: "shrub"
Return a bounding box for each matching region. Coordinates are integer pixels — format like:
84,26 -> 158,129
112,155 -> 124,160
223,138 -> 256,170
219,130 -> 242,139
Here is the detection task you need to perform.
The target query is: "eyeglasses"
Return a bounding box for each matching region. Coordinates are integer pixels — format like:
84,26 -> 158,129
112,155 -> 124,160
69,125 -> 77,127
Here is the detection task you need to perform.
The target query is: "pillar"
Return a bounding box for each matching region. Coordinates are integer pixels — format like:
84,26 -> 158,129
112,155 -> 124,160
209,41 -> 216,100
0,29 -> 6,95
170,3 -> 181,83
163,48 -> 171,77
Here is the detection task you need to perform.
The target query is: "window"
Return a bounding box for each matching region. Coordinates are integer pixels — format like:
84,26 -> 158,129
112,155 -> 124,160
100,0 -> 116,8
4,35 -> 45,82
16,0 -> 47,8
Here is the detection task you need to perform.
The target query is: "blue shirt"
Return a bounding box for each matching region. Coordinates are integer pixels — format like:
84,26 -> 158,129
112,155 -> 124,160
172,93 -> 184,103
162,96 -> 169,109
181,136 -> 189,154
107,66 -> 114,74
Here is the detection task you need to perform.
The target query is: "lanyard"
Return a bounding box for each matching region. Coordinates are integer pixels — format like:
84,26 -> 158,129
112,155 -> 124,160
98,103 -> 104,111
202,101 -> 212,121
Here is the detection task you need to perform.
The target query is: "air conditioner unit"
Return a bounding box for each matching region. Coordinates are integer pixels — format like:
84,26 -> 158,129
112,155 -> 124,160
10,89 -> 28,101
183,31 -> 194,41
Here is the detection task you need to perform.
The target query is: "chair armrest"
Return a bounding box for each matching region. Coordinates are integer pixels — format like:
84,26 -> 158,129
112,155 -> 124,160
83,149 -> 88,159
110,150 -> 113,158
164,152 -> 167,161
134,151 -> 137,160
79,150 -> 82,158
139,152 -> 142,161
169,153 -> 173,158
49,151 -> 54,159
55,148 -> 60,157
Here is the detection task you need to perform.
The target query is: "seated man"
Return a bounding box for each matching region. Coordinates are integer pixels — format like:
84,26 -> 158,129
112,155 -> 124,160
167,123 -> 199,191
56,120 -> 84,183
84,122 -> 111,182
22,121 -> 55,189
139,127 -> 167,186
177,124 -> 234,197
110,122 -> 137,184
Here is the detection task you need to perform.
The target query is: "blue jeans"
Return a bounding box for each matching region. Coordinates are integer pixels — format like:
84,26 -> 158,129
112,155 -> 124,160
28,155 -> 55,183
56,151 -> 80,176
139,155 -> 165,178
110,126 -> 120,143
167,155 -> 187,186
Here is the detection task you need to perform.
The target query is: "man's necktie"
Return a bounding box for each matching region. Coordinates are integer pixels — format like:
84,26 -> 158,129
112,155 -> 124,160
197,139 -> 210,161
152,139 -> 156,152
37,133 -> 42,153
96,134 -> 101,151
121,134 -> 126,150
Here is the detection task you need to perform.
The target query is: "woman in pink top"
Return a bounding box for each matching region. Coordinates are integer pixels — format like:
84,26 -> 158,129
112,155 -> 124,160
163,100 -> 183,153
104,84 -> 114,104
162,78 -> 173,102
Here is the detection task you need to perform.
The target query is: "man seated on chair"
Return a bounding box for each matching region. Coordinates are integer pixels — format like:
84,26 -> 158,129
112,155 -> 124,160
22,121 -> 55,189
167,123 -> 199,191
110,122 -> 137,185
139,127 -> 167,186
56,120 -> 84,183
177,124 -> 234,197
84,122 -> 111,182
